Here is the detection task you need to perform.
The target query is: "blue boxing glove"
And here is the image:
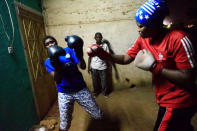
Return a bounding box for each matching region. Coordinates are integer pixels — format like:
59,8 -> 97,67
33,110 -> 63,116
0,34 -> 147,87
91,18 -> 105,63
48,45 -> 80,78
65,35 -> 84,59
47,45 -> 66,69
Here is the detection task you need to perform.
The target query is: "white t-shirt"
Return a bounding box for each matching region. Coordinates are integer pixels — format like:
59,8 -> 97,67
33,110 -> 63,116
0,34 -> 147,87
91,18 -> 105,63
90,43 -> 109,70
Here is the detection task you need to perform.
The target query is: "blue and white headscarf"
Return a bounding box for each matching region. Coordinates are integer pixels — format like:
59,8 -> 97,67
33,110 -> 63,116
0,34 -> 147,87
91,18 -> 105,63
135,0 -> 169,27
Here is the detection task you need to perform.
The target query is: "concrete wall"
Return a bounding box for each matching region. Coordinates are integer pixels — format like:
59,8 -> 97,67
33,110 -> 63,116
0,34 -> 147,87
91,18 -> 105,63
42,0 -> 152,87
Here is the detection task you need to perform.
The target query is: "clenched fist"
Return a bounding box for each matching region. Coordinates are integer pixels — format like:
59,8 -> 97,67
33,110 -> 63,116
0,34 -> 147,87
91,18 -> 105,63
134,49 -> 163,74
134,49 -> 155,71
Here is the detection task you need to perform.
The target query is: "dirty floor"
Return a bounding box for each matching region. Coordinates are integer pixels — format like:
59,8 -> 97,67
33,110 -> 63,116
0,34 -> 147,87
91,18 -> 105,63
41,85 -> 197,131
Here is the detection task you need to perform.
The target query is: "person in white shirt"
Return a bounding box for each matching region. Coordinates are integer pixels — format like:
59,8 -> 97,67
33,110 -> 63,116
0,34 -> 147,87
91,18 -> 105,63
88,32 -> 110,98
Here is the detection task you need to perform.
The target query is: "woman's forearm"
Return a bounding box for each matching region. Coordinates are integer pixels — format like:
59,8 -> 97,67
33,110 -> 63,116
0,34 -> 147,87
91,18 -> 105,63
161,68 -> 196,86
109,54 -> 134,65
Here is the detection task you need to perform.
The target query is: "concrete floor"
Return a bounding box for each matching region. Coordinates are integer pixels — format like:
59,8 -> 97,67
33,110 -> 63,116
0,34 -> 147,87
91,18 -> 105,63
43,85 -> 197,131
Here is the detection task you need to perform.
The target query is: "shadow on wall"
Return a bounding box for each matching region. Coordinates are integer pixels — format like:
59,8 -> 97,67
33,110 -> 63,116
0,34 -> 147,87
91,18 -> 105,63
103,39 -> 120,94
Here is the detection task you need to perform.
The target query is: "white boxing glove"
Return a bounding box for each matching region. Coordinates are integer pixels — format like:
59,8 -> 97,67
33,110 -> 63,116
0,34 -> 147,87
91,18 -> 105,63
134,49 -> 156,71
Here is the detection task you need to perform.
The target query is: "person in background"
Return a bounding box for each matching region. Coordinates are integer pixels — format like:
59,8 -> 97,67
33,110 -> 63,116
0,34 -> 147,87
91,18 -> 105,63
88,32 -> 110,98
87,0 -> 197,130
43,35 -> 102,131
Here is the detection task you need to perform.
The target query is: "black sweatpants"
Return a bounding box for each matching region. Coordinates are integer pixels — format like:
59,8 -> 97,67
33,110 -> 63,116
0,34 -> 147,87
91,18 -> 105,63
154,105 -> 197,131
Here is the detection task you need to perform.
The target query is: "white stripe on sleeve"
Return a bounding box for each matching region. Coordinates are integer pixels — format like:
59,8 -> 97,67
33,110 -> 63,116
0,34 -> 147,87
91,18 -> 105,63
184,37 -> 196,56
181,37 -> 195,68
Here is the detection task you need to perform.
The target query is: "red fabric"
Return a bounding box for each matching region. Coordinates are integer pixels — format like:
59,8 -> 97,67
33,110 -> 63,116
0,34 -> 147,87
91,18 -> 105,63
87,44 -> 110,60
150,61 -> 163,75
127,30 -> 197,108
158,108 -> 173,131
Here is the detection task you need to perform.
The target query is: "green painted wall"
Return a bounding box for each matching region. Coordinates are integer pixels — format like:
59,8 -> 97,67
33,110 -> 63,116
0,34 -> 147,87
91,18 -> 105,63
0,0 -> 42,130
16,0 -> 42,12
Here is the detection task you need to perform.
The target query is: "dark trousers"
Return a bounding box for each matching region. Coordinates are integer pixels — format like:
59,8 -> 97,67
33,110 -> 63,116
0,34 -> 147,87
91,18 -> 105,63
91,69 -> 108,95
154,105 -> 197,131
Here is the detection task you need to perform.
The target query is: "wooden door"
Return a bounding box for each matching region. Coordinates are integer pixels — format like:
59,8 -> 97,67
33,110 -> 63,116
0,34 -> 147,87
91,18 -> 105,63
16,4 -> 57,119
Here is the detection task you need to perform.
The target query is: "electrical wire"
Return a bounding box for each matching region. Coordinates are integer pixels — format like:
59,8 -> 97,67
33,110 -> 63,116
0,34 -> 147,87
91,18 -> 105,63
0,14 -> 10,41
4,0 -> 15,47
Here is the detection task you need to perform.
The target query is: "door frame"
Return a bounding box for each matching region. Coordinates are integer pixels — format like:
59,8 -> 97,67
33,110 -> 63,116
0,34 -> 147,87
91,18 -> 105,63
14,1 -> 47,120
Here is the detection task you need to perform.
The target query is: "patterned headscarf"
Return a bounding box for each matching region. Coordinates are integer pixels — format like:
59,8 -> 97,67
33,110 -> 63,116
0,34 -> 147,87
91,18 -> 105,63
135,0 -> 169,27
